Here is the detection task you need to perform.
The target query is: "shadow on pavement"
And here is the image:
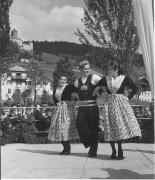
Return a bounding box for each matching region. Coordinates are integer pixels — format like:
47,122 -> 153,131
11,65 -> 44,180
17,149 -> 113,160
71,152 -> 112,160
17,149 -> 59,155
123,149 -> 155,154
90,168 -> 154,179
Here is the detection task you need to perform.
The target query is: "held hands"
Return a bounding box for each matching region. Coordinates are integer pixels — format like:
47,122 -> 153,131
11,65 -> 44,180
93,86 -> 107,97
92,87 -> 100,97
71,92 -> 79,101
71,92 -> 79,106
93,86 -> 108,106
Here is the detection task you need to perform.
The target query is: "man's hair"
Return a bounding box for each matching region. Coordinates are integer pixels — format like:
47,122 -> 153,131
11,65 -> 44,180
79,60 -> 90,70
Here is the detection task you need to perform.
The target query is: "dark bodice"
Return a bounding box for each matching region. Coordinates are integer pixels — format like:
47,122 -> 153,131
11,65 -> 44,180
96,76 -> 138,100
53,84 -> 78,104
77,74 -> 96,100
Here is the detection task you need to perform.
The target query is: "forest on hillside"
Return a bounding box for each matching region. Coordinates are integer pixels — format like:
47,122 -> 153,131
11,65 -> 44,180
33,41 -> 144,68
33,41 -> 90,56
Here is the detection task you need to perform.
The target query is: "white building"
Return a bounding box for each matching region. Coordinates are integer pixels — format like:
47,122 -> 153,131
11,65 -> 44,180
10,29 -> 33,52
1,61 -> 53,102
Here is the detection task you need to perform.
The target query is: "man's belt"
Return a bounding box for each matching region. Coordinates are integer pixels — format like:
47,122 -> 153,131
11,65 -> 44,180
74,100 -> 97,107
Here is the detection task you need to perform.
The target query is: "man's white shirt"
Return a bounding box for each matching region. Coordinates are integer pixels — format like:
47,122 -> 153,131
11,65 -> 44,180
74,74 -> 102,87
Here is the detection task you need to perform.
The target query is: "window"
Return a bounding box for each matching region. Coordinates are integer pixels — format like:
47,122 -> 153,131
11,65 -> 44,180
27,81 -> 31,85
43,81 -> 48,85
7,80 -> 12,85
8,89 -> 11,93
16,73 -> 21,77
16,81 -> 22,85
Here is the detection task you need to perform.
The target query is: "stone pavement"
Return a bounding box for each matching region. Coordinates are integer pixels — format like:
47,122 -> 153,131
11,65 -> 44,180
1,143 -> 154,179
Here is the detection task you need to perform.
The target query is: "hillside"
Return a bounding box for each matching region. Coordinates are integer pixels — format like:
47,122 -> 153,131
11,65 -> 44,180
33,41 -> 90,57
32,41 -> 146,82
33,52 -> 104,80
34,52 -> 81,79
34,51 -> 146,82
33,53 -> 63,79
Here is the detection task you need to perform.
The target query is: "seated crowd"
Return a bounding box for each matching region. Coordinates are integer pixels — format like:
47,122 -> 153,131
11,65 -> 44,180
0,102 -> 152,138
0,103 -> 54,137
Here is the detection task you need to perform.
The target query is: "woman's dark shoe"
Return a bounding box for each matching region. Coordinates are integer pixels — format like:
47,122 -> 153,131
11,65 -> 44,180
88,148 -> 97,158
59,149 -> 66,155
117,149 -> 125,160
111,150 -> 116,159
59,149 -> 71,155
88,152 -> 97,158
60,146 -> 71,155
65,149 -> 71,155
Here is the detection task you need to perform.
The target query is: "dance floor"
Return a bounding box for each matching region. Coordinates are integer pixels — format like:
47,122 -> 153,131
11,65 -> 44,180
1,143 -> 154,179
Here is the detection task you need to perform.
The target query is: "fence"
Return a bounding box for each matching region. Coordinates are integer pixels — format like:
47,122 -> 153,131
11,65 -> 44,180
1,105 -> 153,123
0,103 -> 154,144
137,91 -> 153,102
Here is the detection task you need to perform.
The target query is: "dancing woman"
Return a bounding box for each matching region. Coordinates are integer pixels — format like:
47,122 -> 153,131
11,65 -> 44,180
48,76 -> 78,155
94,60 -> 141,160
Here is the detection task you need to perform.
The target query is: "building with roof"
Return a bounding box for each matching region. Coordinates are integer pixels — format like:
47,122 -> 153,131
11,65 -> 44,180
10,29 -> 33,52
1,60 -> 53,103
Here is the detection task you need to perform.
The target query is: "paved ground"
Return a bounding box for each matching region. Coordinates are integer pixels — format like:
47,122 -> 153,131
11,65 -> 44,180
1,143 -> 155,179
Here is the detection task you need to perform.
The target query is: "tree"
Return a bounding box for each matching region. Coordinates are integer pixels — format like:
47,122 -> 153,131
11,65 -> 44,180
12,89 -> 23,105
40,89 -> 52,105
75,0 -> 139,77
26,60 -> 47,103
19,50 -> 32,60
0,0 -> 19,72
0,0 -> 13,57
22,88 -> 32,104
53,57 -> 75,88
84,47 -> 112,69
0,0 -> 19,104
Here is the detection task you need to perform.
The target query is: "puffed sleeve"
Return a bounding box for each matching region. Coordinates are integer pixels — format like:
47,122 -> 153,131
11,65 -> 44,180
95,77 -> 106,87
91,74 -> 102,85
125,76 -> 138,100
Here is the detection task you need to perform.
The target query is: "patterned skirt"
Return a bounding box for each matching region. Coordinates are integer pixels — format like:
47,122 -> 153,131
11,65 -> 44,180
48,101 -> 79,142
99,94 -> 142,142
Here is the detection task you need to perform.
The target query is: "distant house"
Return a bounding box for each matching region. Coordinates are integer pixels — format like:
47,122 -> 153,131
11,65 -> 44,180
10,28 -> 33,52
20,58 -> 30,63
1,64 -> 28,101
1,61 -> 53,102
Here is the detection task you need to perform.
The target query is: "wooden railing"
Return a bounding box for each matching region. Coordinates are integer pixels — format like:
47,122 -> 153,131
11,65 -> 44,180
1,104 -> 153,119
1,104 -> 153,125
0,104 -> 154,144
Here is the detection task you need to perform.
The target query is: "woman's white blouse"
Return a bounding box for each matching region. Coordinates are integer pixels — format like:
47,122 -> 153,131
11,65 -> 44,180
106,75 -> 125,94
55,84 -> 68,101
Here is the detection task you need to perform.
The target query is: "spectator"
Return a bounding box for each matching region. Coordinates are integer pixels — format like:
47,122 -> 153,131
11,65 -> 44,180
23,107 -> 37,132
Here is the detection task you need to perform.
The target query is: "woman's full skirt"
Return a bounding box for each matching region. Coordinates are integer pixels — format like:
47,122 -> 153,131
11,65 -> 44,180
99,94 -> 141,142
48,102 -> 78,142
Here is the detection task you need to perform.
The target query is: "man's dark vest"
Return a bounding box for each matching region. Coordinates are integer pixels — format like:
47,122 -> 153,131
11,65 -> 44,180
78,74 -> 95,101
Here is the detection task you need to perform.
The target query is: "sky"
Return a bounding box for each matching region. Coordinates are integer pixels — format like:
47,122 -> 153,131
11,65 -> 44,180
10,0 -> 85,43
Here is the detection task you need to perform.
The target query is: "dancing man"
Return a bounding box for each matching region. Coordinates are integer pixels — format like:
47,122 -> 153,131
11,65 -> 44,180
74,60 -> 101,157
